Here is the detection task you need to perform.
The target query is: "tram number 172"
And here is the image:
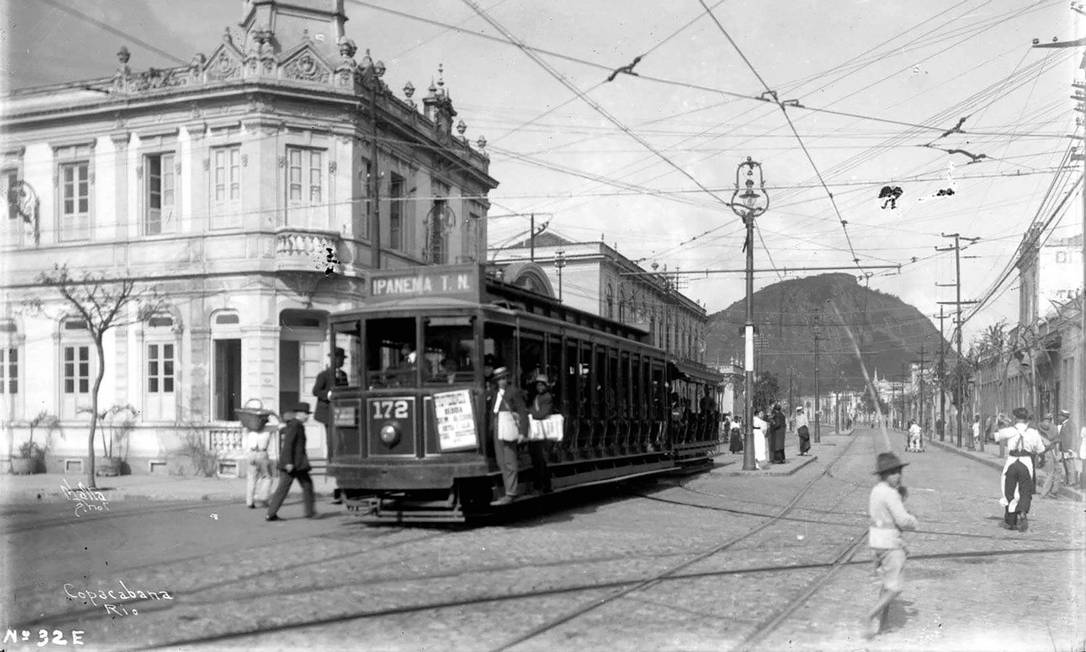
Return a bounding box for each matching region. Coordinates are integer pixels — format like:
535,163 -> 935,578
372,399 -> 410,419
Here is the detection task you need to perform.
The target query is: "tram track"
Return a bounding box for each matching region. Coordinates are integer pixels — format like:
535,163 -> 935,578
489,430 -> 868,651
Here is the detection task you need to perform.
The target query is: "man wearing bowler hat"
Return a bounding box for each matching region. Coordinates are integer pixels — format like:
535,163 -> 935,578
864,451 -> 918,638
313,347 -> 348,503
266,402 -> 316,521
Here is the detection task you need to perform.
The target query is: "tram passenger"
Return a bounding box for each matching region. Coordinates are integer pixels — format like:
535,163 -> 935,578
489,366 -> 528,506
699,386 -> 717,414
313,347 -> 348,504
528,373 -> 554,493
864,452 -> 918,638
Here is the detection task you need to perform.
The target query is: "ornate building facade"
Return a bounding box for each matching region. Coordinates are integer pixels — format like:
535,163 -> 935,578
0,0 -> 497,472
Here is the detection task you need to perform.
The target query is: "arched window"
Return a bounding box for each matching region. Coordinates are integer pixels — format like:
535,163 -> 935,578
211,310 -> 242,421
0,319 -> 20,403
59,318 -> 93,419
605,284 -> 614,319
618,288 -> 626,322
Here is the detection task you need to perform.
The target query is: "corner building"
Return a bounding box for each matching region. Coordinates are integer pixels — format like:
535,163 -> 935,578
0,0 -> 497,472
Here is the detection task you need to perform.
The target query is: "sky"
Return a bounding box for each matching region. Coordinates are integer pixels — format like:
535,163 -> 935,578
2,0 -> 1083,348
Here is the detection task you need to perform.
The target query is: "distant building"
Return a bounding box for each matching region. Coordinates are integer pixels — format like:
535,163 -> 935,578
974,228 -> 1082,429
489,232 -> 709,364
0,0 -> 497,472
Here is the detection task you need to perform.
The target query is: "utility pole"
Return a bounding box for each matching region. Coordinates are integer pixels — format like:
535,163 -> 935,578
935,306 -> 947,441
813,314 -> 822,444
937,232 -> 980,447
917,343 -> 926,439
730,157 -> 768,472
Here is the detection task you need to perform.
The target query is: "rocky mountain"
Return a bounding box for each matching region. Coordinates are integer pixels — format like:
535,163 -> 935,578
705,274 -> 951,393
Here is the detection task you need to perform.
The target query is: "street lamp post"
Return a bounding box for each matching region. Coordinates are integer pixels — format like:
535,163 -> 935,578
360,50 -> 386,269
554,249 -> 566,302
730,157 -> 769,472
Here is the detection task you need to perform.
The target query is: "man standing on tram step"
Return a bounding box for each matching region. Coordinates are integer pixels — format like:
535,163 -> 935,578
769,403 -> 787,463
864,452 -> 918,639
795,406 -> 810,456
313,347 -> 349,504
528,373 -> 554,494
266,403 -> 316,521
994,407 -> 1051,532
489,366 -> 528,505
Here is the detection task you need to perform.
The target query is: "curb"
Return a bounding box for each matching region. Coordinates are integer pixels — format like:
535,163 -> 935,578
725,454 -> 819,476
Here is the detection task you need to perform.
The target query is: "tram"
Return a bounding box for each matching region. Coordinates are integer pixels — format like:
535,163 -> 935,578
326,264 -> 723,522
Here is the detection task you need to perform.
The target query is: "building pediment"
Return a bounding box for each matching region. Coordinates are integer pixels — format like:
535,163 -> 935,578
278,42 -> 333,84
204,40 -> 246,83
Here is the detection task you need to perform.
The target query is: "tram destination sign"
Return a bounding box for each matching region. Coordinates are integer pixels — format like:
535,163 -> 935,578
367,265 -> 482,303
433,389 -> 478,451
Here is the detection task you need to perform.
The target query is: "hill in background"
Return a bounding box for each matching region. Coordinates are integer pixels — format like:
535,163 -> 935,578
705,274 -> 950,394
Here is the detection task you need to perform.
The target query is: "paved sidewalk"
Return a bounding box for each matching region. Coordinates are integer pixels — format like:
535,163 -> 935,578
906,429 -> 1084,502
0,469 -> 339,504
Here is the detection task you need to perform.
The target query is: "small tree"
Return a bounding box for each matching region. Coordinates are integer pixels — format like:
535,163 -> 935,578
27,264 -> 162,488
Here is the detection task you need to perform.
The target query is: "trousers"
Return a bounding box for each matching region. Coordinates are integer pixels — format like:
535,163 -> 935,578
267,469 -> 315,518
493,428 -> 520,497
1003,459 -> 1033,527
246,451 -> 272,506
527,440 -> 551,492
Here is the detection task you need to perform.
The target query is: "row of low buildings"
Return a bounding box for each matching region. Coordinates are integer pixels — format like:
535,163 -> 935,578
0,0 -> 720,475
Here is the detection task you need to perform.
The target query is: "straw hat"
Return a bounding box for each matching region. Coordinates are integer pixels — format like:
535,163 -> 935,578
873,452 -> 908,475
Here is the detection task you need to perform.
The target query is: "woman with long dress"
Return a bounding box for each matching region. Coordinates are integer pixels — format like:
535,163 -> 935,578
752,409 -> 768,469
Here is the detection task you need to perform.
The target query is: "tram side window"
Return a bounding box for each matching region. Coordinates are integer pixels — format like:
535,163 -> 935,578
546,335 -> 562,411
563,338 -> 579,419
423,316 -> 475,385
365,317 -> 416,387
580,342 -> 594,417
651,364 -> 665,421
483,322 -> 515,378
331,320 -> 362,387
519,330 -> 544,389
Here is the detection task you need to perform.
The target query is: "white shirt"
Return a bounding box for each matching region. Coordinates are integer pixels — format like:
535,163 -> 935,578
752,415 -> 767,434
795,413 -> 809,429
909,423 -> 921,437
493,388 -> 504,414
245,429 -> 271,452
994,423 -> 1047,455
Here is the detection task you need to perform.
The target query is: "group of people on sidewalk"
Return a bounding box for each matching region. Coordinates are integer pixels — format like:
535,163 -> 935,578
728,404 -> 812,469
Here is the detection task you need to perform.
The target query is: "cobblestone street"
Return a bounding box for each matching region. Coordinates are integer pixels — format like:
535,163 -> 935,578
2,427 -> 1083,651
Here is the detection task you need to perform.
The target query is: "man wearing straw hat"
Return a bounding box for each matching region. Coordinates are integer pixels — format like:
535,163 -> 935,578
489,366 -> 528,505
864,451 -> 918,638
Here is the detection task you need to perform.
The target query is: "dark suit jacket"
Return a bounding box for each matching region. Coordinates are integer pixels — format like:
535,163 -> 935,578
312,367 -> 348,425
278,419 -> 311,473
492,386 -> 530,436
529,392 -> 554,420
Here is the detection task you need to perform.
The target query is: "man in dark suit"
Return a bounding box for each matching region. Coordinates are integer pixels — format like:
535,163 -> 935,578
266,402 -> 316,521
313,347 -> 348,504
489,366 -> 528,505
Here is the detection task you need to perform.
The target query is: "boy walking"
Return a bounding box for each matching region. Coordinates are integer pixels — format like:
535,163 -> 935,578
865,452 -> 918,638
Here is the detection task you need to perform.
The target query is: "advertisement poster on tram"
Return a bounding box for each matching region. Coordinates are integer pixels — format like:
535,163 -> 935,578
433,389 -> 477,451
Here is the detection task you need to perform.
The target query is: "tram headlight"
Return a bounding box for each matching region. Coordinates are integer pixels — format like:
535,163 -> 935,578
379,423 -> 401,446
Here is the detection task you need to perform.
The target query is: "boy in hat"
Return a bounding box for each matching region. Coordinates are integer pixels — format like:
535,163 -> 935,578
313,347 -> 348,503
266,402 -> 316,521
864,452 -> 918,638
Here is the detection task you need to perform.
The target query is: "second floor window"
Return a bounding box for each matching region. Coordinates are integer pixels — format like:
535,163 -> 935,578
60,161 -> 90,241
146,153 -> 176,235
212,145 -> 241,228
288,148 -> 323,204
389,173 -> 404,251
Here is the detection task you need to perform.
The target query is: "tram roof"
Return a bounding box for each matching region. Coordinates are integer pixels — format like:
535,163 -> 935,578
330,264 -> 649,341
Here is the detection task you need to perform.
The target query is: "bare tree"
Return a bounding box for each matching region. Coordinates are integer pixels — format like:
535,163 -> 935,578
26,264 -> 162,488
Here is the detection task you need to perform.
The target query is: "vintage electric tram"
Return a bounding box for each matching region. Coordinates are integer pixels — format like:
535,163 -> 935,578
326,264 -> 723,522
